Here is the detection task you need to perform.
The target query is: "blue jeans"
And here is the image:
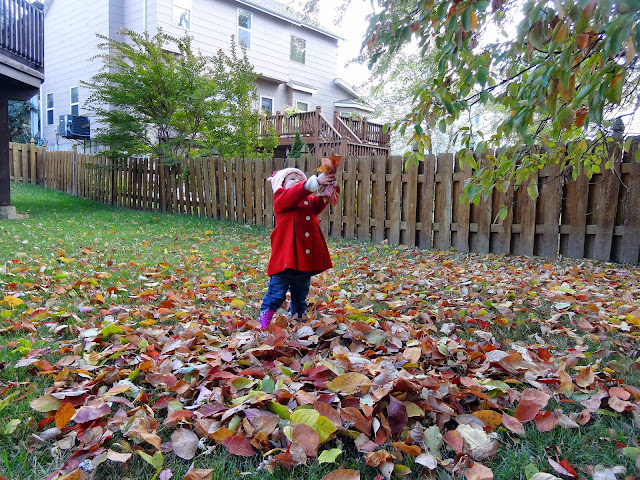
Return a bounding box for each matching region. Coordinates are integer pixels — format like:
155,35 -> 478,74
261,269 -> 312,317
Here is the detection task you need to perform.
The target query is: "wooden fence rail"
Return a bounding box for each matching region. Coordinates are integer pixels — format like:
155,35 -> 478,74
8,140 -> 640,265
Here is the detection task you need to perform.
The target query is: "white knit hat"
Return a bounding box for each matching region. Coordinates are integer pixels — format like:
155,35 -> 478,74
268,168 -> 307,192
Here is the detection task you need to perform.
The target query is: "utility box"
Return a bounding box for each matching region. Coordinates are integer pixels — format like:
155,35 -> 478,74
58,115 -> 90,139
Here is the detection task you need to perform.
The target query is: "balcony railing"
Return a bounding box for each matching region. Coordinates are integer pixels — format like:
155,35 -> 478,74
0,0 -> 44,71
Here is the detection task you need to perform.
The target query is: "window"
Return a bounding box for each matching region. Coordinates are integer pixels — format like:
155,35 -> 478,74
261,96 -> 273,115
173,0 -> 191,30
46,93 -> 54,125
296,101 -> 308,112
237,8 -> 251,49
70,87 -> 79,116
290,36 -> 305,64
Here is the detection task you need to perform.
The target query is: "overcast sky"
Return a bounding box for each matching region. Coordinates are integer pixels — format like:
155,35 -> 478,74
315,0 -> 374,90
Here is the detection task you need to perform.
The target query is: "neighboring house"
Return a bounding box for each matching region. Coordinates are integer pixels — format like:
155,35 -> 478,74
39,0 -> 388,156
0,0 -> 44,217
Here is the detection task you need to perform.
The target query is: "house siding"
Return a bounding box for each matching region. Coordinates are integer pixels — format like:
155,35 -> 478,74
41,0 -> 115,150
40,0 -> 360,150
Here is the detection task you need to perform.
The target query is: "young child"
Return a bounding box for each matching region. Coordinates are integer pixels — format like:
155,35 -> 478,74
259,167 -> 337,329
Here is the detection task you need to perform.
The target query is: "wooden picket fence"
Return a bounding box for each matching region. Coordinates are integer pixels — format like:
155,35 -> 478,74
8,140 -> 640,265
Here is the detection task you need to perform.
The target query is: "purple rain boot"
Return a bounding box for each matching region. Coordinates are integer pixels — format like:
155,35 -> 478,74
259,310 -> 275,330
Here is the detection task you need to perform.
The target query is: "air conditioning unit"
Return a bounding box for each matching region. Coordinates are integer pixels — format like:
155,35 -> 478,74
59,114 -> 90,139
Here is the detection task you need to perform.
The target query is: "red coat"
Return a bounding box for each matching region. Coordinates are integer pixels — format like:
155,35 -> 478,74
267,182 -> 332,276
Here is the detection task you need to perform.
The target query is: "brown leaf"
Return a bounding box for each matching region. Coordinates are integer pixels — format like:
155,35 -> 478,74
183,469 -> 213,480
502,413 -> 525,435
443,429 -> 464,454
608,396 -> 633,413
172,428 -> 199,460
292,423 -> 320,457
534,411 -> 558,432
326,372 -> 371,395
521,389 -> 551,409
320,469 -> 360,480
340,407 -> 372,435
55,402 -> 76,430
402,347 -> 421,364
575,366 -> 595,388
365,450 -> 395,467
106,450 -> 132,463
465,463 -> 494,480
470,441 -> 499,462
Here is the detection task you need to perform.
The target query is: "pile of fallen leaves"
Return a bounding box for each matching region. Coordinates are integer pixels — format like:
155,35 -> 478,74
1,243 -> 640,480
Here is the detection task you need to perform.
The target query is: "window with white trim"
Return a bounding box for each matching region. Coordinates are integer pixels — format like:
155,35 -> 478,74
237,8 -> 251,49
296,101 -> 308,112
46,93 -> 54,125
261,96 -> 274,115
70,87 -> 79,116
290,36 -> 306,64
173,0 -> 191,30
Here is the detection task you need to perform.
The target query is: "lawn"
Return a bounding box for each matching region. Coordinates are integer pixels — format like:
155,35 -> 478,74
0,182 -> 639,480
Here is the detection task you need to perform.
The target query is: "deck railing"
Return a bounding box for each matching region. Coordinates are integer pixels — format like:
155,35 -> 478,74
0,0 -> 44,70
260,106 -> 390,156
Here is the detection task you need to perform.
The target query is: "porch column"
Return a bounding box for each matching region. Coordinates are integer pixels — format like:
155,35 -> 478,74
0,95 -> 10,207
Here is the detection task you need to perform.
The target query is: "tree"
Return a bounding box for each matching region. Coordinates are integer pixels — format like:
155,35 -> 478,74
359,0 -> 640,204
83,29 -> 276,162
8,100 -> 35,144
289,131 -> 305,158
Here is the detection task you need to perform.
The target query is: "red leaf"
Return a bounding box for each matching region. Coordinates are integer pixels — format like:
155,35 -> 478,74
535,411 -> 558,432
223,435 -> 256,457
513,400 -> 540,422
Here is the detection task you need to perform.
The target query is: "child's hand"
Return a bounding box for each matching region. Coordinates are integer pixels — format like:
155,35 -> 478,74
317,173 -> 336,186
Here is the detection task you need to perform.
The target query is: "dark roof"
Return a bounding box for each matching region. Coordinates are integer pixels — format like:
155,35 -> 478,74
236,0 -> 342,39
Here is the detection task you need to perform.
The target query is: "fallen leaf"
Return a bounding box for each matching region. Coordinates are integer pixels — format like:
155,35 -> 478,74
319,469 -> 360,480
171,428 -> 199,460
326,372 -> 371,395
292,423 -> 320,457
55,402 -> 75,429
183,469 -> 213,480
465,463 -> 494,480
223,435 -> 256,457
502,413 -> 525,435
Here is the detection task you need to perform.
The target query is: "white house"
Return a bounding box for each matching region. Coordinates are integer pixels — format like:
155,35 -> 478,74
39,0 -> 378,153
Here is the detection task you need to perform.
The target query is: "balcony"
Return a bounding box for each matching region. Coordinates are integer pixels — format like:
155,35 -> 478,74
1,0 -> 44,101
1,0 -> 44,212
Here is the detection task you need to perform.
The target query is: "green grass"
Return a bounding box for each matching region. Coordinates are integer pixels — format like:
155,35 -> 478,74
1,183 -> 639,480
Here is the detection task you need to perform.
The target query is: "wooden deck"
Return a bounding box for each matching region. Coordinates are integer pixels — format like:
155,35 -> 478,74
261,106 -> 391,158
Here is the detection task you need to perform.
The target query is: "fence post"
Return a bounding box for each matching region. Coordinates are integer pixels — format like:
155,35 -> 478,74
71,143 -> 77,196
29,138 -> 36,184
314,106 -> 321,157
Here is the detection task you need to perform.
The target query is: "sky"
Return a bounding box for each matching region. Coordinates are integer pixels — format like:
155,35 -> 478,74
315,0 -> 375,91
